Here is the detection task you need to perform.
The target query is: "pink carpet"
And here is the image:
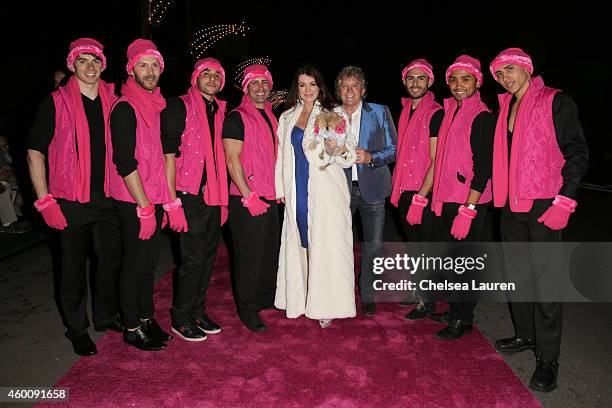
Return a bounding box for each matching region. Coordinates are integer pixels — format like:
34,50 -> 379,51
38,245 -> 541,408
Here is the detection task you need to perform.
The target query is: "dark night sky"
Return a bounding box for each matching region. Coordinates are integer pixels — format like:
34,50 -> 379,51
1,1 -> 610,182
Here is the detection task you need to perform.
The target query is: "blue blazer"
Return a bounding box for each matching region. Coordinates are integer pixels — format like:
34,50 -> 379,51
344,101 -> 397,203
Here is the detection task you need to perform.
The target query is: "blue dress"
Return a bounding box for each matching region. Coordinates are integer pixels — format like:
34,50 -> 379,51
291,126 -> 309,248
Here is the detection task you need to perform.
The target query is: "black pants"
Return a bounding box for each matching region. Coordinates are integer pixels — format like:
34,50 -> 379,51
114,200 -> 164,329
500,198 -> 563,361
57,192 -> 121,339
435,202 -> 489,324
398,191 -> 434,242
171,192 -> 222,326
228,196 -> 279,319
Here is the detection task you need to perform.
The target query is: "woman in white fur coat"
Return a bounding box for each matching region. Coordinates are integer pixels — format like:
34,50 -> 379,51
274,65 -> 357,327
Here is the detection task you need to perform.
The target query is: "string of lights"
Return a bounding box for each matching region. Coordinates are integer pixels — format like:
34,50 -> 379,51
233,56 -> 273,85
191,19 -> 251,58
267,90 -> 288,109
148,0 -> 174,26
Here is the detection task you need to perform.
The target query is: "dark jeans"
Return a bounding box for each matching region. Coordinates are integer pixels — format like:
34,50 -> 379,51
500,198 -> 563,361
435,202 -> 489,324
114,200 -> 164,329
350,182 -> 385,303
57,192 -> 121,339
171,192 -> 222,325
228,196 -> 279,319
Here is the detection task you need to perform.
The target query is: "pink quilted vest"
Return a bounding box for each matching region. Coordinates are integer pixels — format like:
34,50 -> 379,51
390,92 -> 442,205
48,81 -> 116,201
228,94 -> 278,199
493,76 -> 564,212
432,92 -> 492,215
176,93 -> 227,194
108,96 -> 171,204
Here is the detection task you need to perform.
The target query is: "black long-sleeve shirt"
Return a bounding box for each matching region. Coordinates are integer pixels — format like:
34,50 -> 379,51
221,110 -> 275,142
109,102 -> 139,177
160,95 -> 219,190
28,93 -> 106,193
507,92 -> 589,199
466,111 -> 496,193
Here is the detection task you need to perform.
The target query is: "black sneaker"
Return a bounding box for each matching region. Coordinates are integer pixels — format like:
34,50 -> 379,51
172,322 -> 207,342
141,317 -> 173,342
194,315 -> 222,334
404,301 -> 435,320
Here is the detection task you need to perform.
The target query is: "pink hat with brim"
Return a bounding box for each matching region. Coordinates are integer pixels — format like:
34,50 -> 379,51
66,38 -> 107,72
191,58 -> 225,90
125,39 -> 165,74
445,55 -> 483,87
401,58 -> 434,85
241,64 -> 273,94
489,48 -> 534,81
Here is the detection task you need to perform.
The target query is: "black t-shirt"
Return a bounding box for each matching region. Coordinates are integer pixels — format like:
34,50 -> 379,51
28,93 -> 106,193
221,109 -> 275,142
160,95 -> 219,191
506,92 -> 588,199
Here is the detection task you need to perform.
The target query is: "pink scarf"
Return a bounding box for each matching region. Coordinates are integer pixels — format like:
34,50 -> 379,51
187,86 -> 229,224
66,76 -> 114,202
120,76 -> 166,128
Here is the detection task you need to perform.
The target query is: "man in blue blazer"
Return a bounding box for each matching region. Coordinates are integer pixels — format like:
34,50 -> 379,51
334,66 -> 397,315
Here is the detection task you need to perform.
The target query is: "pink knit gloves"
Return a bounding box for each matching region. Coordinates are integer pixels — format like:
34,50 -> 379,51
34,194 -> 67,230
451,205 -> 477,240
241,191 -> 269,216
406,194 -> 428,225
537,195 -> 577,230
163,198 -> 188,232
136,204 -> 156,240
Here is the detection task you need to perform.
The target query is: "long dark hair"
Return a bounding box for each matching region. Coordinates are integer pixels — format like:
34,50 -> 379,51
284,65 -> 335,111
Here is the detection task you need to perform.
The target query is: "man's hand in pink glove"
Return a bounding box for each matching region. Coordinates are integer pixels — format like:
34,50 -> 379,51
163,198 -> 188,232
241,191 -> 270,216
451,205 -> 477,240
34,194 -> 67,230
537,195 -> 577,231
406,194 -> 428,226
136,204 -> 156,240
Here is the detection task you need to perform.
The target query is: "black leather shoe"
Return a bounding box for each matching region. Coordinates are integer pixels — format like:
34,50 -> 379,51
123,327 -> 166,351
141,317 -> 173,342
361,302 -> 376,316
430,309 -> 456,323
95,315 -> 125,333
435,319 -> 473,340
194,315 -> 222,334
70,333 -> 97,356
404,301 -> 435,320
494,336 -> 536,354
529,359 -> 558,392
172,322 -> 207,342
239,314 -> 267,332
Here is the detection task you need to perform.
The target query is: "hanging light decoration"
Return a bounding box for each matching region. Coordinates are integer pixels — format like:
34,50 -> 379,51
233,56 -> 273,86
267,90 -> 288,109
148,0 -> 175,27
191,19 -> 251,58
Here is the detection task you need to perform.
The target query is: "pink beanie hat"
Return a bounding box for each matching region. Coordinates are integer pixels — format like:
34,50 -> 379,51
241,64 -> 273,93
489,48 -> 534,81
445,55 -> 483,86
401,58 -> 435,85
191,57 -> 225,90
66,38 -> 107,72
125,39 -> 165,74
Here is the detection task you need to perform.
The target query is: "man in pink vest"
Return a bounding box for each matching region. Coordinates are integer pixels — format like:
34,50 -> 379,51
161,58 -> 229,341
27,38 -> 122,356
430,55 -> 496,340
489,48 -> 588,392
390,59 -> 443,318
222,64 -> 279,332
109,39 -> 184,351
